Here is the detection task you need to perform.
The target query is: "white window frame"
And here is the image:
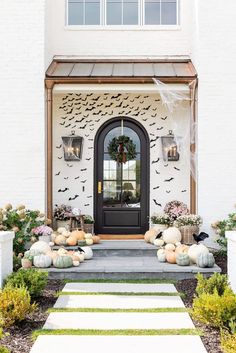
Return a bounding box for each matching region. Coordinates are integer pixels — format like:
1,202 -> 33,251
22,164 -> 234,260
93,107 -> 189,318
66,0 -> 180,29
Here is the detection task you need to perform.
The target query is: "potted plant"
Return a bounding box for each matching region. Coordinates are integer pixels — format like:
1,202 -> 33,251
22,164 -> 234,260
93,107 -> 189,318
164,200 -> 189,222
31,225 -> 53,243
53,204 -> 72,230
174,214 -> 203,245
150,213 -> 171,231
21,253 -> 33,269
83,215 -> 94,234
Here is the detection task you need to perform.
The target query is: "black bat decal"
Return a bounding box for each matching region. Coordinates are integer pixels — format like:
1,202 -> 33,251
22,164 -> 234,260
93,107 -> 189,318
135,96 -> 141,99
87,93 -> 93,96
67,163 -> 73,167
69,194 -> 79,201
161,116 -> 168,120
79,124 -> 87,129
123,104 -> 129,108
152,158 -> 160,164
67,103 -> 73,108
83,102 -> 89,106
166,190 -> 171,194
130,99 -> 135,102
88,147 -> 93,149
149,122 -> 156,126
111,94 -> 121,99
174,167 -> 180,171
86,120 -> 92,123
105,103 -> 113,108
143,105 -> 151,111
60,121 -> 65,126
64,177 -> 69,180
81,168 -> 87,171
133,112 -> 140,117
181,190 -> 187,193
55,171 -> 61,176
75,118 -> 85,123
142,118 -> 148,121
155,170 -> 160,174
71,125 -> 76,129
85,107 -> 96,111
81,180 -> 87,183
157,127 -> 164,130
58,188 -> 69,192
97,103 -> 103,107
84,204 -> 90,206
93,110 -> 102,115
150,144 -> 156,148
95,119 -> 101,122
153,199 -> 162,207
86,158 -> 91,161
60,117 -> 67,120
155,99 -> 161,102
87,196 -> 92,198
66,108 -> 73,114
62,96 -> 69,100
140,101 -> 144,104
153,108 -> 157,111
164,177 -> 174,182
150,137 -> 159,143
57,157 -> 62,160
65,124 -> 71,128
153,186 -> 160,190
68,116 -> 75,121
56,144 -> 62,149
92,96 -> 100,101
164,164 -> 169,167
151,114 -> 157,118
75,176 -> 80,180
85,134 -> 89,137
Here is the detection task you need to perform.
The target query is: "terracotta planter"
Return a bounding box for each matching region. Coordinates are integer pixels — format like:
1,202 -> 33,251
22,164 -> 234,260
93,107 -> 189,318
21,258 -> 32,269
83,224 -> 94,234
179,225 -> 199,245
56,220 -> 70,230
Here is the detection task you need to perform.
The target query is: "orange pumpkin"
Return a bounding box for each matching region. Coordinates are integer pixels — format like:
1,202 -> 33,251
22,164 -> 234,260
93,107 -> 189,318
46,251 -> 58,261
71,230 -> 85,241
175,244 -> 189,255
92,235 -> 100,244
165,250 -> 176,264
144,229 -> 158,243
66,236 -> 78,246
54,234 -> 66,246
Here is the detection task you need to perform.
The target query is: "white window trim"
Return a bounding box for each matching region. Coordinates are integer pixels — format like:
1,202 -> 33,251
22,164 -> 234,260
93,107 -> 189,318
66,0 -> 180,29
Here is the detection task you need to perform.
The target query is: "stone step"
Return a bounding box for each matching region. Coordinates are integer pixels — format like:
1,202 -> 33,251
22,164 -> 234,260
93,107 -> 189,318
44,312 -> 194,330
30,336 -> 208,353
54,294 -> 185,309
62,282 -> 177,293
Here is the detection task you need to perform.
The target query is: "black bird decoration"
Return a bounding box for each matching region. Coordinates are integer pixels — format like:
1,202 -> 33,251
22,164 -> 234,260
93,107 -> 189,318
69,194 -> 79,201
58,188 -> 69,192
153,200 -> 162,207
193,232 -> 209,244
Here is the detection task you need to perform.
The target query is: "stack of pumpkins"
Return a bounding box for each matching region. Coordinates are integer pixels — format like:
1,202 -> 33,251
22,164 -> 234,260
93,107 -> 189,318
145,227 -> 215,268
22,240 -> 93,269
51,227 -> 100,247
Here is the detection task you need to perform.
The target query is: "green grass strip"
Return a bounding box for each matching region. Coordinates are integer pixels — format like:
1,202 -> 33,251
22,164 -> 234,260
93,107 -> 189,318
63,279 -> 176,284
57,291 -> 183,297
48,307 -> 189,313
32,328 -> 201,340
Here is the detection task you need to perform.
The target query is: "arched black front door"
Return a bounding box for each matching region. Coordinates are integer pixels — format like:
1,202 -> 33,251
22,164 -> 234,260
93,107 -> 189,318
94,118 -> 149,234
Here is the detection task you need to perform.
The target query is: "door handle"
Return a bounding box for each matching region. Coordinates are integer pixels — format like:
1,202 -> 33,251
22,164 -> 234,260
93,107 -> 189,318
98,181 -> 102,194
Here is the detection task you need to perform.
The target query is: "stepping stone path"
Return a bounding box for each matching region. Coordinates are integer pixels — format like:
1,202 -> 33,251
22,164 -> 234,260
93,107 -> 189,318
30,282 -> 208,353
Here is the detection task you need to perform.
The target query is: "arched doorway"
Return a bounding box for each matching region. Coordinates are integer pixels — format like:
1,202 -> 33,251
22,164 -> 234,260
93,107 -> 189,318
94,117 -> 149,235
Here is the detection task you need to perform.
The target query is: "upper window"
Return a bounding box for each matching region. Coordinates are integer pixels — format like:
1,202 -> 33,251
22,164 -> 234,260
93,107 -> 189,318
67,0 -> 179,26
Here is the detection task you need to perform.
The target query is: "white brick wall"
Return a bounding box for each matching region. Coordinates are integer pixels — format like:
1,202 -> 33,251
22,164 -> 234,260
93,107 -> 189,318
0,0 -> 46,211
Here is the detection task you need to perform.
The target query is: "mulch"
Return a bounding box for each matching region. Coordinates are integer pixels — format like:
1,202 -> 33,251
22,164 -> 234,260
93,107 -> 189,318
1,253 -> 227,353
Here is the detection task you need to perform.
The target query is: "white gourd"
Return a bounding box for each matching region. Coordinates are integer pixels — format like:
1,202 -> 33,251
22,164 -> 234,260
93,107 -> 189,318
84,233 -> 93,239
188,244 -> 209,263
74,252 -> 85,262
165,243 -> 176,251
85,238 -> 94,246
154,239 -> 165,247
163,227 -> 182,244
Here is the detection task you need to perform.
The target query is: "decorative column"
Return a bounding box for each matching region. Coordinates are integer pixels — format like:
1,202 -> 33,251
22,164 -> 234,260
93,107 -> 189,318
0,231 -> 15,288
226,231 -> 236,293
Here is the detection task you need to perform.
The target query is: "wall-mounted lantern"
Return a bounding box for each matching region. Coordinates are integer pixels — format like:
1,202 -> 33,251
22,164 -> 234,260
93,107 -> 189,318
61,131 -> 83,161
161,130 -> 179,162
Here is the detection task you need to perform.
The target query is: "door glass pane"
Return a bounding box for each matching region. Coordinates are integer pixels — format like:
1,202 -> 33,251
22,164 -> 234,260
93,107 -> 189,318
85,0 -> 100,24
161,0 -> 177,24
107,0 -> 122,24
145,0 -> 160,25
103,181 -> 121,207
104,126 -> 140,152
104,155 -> 122,180
68,0 -> 83,25
122,180 -> 141,207
123,0 -> 139,25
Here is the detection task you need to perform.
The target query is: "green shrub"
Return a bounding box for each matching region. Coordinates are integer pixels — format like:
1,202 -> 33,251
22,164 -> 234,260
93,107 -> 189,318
4,268 -> 48,298
0,346 -> 10,353
196,273 -> 229,297
192,288 -> 236,329
221,331 -> 236,353
0,286 -> 36,328
212,208 -> 236,254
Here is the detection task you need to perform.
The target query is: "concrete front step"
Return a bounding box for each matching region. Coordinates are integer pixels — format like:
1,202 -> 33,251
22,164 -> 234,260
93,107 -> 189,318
44,312 -> 194,330
30,335 -> 208,353
62,282 -> 177,293
54,294 -> 185,309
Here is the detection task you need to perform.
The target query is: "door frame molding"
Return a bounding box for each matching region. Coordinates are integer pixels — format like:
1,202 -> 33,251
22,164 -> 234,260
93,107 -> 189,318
94,116 -> 150,235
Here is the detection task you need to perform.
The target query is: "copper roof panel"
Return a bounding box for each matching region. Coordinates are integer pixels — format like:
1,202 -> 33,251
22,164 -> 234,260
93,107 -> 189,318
91,63 -> 113,76
113,63 -> 134,76
70,63 -> 94,76
133,63 -> 154,76
51,63 -> 74,77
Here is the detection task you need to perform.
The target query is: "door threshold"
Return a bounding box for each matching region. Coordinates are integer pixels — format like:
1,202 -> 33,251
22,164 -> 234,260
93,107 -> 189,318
98,234 -> 144,240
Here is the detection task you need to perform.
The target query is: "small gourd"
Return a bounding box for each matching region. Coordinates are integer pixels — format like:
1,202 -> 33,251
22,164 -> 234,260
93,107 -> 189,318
80,246 -> 93,260
71,254 -> 80,262
73,260 -> 80,267
92,235 -> 100,244
165,250 -> 176,264
74,230 -> 86,240
175,244 -> 189,255
78,240 -> 87,247
21,258 -> 32,269
53,255 -> 73,268
176,253 -> 190,266
57,247 -> 68,256
196,253 -> 215,268
74,252 -> 85,262
49,241 -> 55,247
33,254 -> 52,268
62,230 -> 71,238
85,233 -> 93,239
66,236 -> 78,246
163,227 -> 182,245
165,243 -> 175,251
157,249 -> 166,262
144,229 -> 158,243
57,227 -> 67,234
154,239 -> 165,247
188,244 -> 209,264
46,250 -> 59,261
54,234 -> 66,246
86,238 -> 94,246
30,241 -> 51,255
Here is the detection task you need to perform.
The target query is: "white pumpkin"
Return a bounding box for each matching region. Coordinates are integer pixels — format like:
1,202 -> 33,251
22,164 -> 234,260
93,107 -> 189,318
73,260 -> 80,267
30,241 -> 51,255
57,248 -> 68,256
163,227 -> 182,244
154,239 -> 165,247
157,249 -> 166,262
165,243 -> 176,251
62,230 -> 71,238
33,254 -> 52,268
57,227 -> 67,234
81,246 -> 93,260
85,238 -> 94,246
84,233 -> 93,239
188,244 -> 209,264
74,252 -> 85,262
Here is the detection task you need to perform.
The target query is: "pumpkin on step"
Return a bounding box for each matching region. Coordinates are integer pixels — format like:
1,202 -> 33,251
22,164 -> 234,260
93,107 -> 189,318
175,244 -> 189,255
165,243 -> 175,251
176,253 -> 190,266
71,230 -> 85,241
144,229 -> 158,243
73,260 -> 80,267
80,246 -> 93,260
78,240 -> 87,247
85,233 -> 93,239
163,227 -> 182,244
53,255 -> 73,268
196,253 -> 215,268
46,251 -> 58,261
54,234 -> 66,246
57,247 -> 68,256
66,235 -> 78,246
157,249 -> 166,262
74,252 -> 85,262
165,250 -> 176,264
30,241 -> 51,255
92,235 -> 100,244
188,244 -> 209,264
85,238 -> 94,246
33,254 -> 52,268
154,239 -> 164,247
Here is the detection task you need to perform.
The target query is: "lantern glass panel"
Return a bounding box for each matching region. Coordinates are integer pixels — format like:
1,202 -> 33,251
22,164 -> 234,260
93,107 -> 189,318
161,133 -> 179,162
62,136 -> 83,161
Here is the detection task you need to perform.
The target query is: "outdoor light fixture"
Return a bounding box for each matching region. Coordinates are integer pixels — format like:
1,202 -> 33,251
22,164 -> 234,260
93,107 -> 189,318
161,130 -> 180,162
61,131 -> 83,161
